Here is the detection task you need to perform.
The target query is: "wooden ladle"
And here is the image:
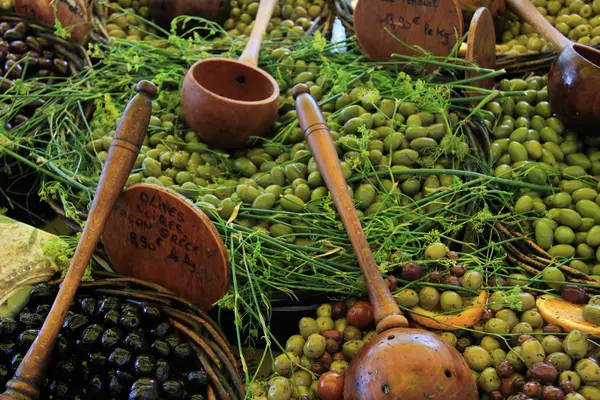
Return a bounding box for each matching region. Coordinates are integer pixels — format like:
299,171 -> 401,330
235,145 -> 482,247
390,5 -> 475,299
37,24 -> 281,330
507,0 -> 600,132
293,84 -> 478,400
181,0 -> 279,149
0,81 -> 156,400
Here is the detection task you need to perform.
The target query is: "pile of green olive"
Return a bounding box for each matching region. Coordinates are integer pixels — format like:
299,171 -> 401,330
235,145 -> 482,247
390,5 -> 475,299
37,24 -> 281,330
88,60 -> 468,247
248,298 -> 374,400
222,0 -> 326,39
104,0 -> 161,42
488,75 -> 600,274
499,0 -> 600,55
0,0 -> 12,11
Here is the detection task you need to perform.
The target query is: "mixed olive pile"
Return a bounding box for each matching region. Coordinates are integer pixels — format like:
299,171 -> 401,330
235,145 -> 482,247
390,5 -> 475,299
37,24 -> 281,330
499,0 -> 600,54
485,75 -> 600,276
0,20 -> 72,130
104,0 -> 160,42
0,284 -> 210,399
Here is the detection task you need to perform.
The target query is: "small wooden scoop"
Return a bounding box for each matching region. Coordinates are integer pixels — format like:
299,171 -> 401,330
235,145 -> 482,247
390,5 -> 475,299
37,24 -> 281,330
0,81 -> 157,400
507,0 -> 600,133
353,0 -> 464,61
465,7 -> 497,96
293,84 -> 478,400
181,0 -> 279,149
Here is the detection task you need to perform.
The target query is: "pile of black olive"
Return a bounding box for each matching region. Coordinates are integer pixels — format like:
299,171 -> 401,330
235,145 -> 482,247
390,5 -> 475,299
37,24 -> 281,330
0,20 -> 72,131
0,284 -> 209,399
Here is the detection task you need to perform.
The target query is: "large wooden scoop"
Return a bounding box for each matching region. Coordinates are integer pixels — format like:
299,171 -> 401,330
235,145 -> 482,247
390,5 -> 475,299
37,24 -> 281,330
0,81 -> 156,400
181,0 -> 279,149
293,84 -> 478,400
507,0 -> 600,133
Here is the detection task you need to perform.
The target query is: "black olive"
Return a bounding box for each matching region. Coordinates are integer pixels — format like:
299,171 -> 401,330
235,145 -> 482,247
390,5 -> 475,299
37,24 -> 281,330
0,318 -> 17,336
29,283 -> 54,299
102,327 -> 123,350
132,378 -> 158,391
89,352 -> 108,367
104,309 -> 120,327
18,312 -> 44,329
173,343 -> 192,362
18,329 -> 39,350
155,359 -> 170,382
125,331 -> 147,353
128,387 -> 159,400
80,324 -> 103,348
12,114 -> 28,126
35,304 -> 50,317
4,60 -> 23,79
53,58 -> 68,75
56,359 -> 77,378
120,312 -> 141,331
189,394 -> 206,400
36,36 -> 49,48
0,77 -> 13,93
109,347 -> 132,368
109,375 -> 125,394
142,305 -> 163,325
49,380 -> 70,397
164,333 -> 182,349
186,370 -> 209,390
25,36 -> 41,52
0,343 -> 15,361
122,303 -> 139,314
10,353 -> 23,371
80,298 -> 97,317
161,380 -> 185,399
99,297 -> 121,314
55,334 -> 69,354
9,41 -> 27,54
151,339 -> 170,358
88,374 -> 103,394
62,313 -> 88,336
151,322 -> 171,338
4,28 -> 23,41
134,355 -> 156,377
116,369 -> 136,383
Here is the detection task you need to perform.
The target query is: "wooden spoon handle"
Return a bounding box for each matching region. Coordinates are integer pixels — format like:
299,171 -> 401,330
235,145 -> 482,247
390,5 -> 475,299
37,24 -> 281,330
506,0 -> 570,50
292,84 -> 408,334
238,0 -> 277,66
0,81 -> 157,400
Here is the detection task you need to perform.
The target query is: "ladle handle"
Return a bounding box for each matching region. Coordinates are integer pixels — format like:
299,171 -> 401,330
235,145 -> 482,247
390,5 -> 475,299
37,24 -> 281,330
0,81 -> 157,400
506,0 -> 570,50
238,0 -> 277,66
293,84 -> 409,334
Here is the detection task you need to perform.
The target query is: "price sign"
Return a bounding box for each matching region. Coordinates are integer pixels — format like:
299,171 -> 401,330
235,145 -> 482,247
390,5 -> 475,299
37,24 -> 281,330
102,184 -> 230,311
14,0 -> 93,44
354,0 -> 464,61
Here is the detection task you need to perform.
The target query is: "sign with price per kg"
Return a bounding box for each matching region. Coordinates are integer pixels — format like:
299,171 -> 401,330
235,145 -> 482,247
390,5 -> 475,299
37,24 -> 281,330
102,183 -> 230,311
353,0 -> 464,61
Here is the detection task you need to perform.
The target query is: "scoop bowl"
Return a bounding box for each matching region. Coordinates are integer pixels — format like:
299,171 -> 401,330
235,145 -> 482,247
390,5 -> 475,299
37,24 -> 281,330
181,58 -> 279,149
548,43 -> 600,134
344,328 -> 478,400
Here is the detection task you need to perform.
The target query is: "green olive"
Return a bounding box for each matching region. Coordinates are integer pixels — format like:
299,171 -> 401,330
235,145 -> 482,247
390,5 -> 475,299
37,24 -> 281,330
564,330 -> 589,360
507,346 -> 525,371
285,334 -> 306,356
582,304 -> 600,325
463,346 -> 493,372
418,287 -> 440,310
303,333 -> 326,358
542,335 -> 564,355
520,309 -> 544,329
424,242 -> 446,260
329,360 -> 349,375
547,352 -> 573,372
394,289 -> 419,308
439,332 -> 457,347
440,291 -> 462,312
299,318 -> 319,339
578,386 -> 600,399
575,358 -> 600,384
342,340 -> 365,360
521,338 -> 546,368
268,376 -> 293,400
496,309 -> 519,330
480,336 -> 501,352
478,367 -> 501,393
561,370 -> 582,390
484,318 -> 510,334
274,352 -> 300,377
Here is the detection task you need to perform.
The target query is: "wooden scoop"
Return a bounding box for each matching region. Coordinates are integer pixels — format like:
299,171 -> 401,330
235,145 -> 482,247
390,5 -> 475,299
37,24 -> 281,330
507,0 -> 600,133
353,0 -> 464,61
293,84 -> 478,400
181,0 -> 279,149
0,81 -> 156,400
465,7 -> 497,98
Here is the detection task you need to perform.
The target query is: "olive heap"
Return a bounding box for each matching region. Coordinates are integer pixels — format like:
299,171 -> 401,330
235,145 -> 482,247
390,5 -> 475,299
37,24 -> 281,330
486,75 -> 600,276
87,67 -> 468,245
0,0 -> 12,11
104,0 -> 160,42
222,0 -> 326,39
0,284 -> 210,399
499,0 -> 600,55
0,20 -> 72,130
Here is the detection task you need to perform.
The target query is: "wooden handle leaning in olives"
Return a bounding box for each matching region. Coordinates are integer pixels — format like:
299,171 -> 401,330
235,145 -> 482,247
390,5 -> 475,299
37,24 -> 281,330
292,84 -> 409,333
0,81 -> 157,400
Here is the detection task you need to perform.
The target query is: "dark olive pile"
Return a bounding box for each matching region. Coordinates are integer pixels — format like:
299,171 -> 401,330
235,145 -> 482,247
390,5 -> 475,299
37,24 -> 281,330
0,284 -> 209,400
499,0 -> 600,54
0,21 -> 72,130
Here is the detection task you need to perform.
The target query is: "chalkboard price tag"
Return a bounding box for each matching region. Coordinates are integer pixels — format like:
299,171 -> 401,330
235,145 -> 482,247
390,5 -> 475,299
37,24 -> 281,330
14,0 -> 93,44
353,0 -> 464,61
102,184 -> 230,311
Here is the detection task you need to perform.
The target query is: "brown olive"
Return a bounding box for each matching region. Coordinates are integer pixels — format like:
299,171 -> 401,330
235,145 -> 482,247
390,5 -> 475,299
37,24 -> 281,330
319,351 -> 332,367
527,362 -> 558,384
522,381 -> 542,397
497,359 -> 514,378
542,385 -> 565,400
4,60 -> 22,79
37,58 -> 53,70
345,300 -> 373,329
25,37 -> 41,52
4,28 -> 23,41
9,40 -> 27,54
13,114 -> 28,125
36,36 -> 49,48
450,265 -> 466,277
331,302 -> 347,319
0,77 -> 13,92
428,271 -> 443,282
53,58 -> 69,75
